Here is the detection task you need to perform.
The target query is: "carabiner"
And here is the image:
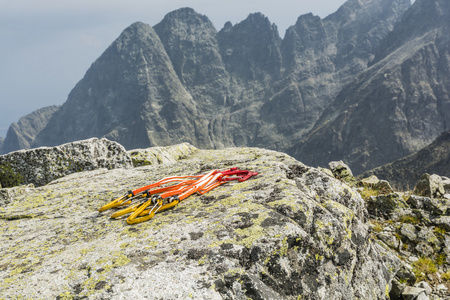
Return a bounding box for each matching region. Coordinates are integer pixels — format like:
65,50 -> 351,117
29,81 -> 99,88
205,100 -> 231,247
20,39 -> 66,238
98,190 -> 135,212
126,197 -> 163,225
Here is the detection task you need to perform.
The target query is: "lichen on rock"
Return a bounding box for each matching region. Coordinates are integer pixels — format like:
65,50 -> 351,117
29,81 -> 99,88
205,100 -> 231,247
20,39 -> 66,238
127,142 -> 197,167
0,143 -> 400,299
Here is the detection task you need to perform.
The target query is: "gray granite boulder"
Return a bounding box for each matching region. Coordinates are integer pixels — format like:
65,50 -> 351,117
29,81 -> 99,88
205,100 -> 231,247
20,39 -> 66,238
329,160 -> 357,186
0,138 -> 133,188
358,175 -> 395,194
366,193 -> 410,220
127,142 -> 197,167
408,195 -> 450,216
413,174 -> 446,199
401,286 -> 428,300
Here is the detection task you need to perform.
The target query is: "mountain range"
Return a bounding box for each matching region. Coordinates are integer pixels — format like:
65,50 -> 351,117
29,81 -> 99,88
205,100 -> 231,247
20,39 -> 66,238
1,0 -> 449,177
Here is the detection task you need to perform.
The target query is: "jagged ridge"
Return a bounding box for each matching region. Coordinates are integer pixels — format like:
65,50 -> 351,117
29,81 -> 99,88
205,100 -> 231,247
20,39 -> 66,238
289,0 -> 450,174
1,0 -> 412,169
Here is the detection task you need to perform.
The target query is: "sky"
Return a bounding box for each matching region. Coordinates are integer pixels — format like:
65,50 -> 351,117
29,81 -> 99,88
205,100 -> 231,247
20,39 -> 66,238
0,0 -> 348,138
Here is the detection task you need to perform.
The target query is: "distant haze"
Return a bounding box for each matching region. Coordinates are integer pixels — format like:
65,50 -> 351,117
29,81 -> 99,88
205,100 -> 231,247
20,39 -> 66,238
0,0 -> 348,137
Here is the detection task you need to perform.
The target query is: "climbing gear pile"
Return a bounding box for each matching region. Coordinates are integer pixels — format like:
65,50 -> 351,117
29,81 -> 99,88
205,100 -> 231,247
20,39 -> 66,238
98,168 -> 258,224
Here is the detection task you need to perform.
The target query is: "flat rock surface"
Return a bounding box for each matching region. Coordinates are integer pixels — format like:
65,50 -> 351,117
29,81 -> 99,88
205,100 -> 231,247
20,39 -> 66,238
0,147 -> 395,299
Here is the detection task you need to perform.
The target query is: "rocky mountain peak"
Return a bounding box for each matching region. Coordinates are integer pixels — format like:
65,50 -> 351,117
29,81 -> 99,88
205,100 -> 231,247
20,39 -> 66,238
239,12 -> 274,29
222,21 -> 232,31
160,7 -> 210,24
217,12 -> 282,81
153,7 -> 228,107
112,21 -> 155,52
154,7 -> 217,48
32,18 -> 199,150
373,0 -> 449,64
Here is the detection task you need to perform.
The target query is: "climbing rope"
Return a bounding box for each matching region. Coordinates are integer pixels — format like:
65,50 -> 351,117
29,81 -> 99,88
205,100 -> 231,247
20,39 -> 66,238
98,167 -> 258,224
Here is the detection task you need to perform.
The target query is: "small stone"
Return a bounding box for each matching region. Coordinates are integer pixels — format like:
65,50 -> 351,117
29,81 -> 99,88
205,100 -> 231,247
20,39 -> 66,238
409,195 -> 448,215
442,178 -> 450,194
416,292 -> 429,300
360,175 -> 380,185
390,279 -> 406,299
400,223 -> 418,242
396,263 -> 416,283
376,180 -> 395,194
401,286 -> 427,300
414,281 -> 432,295
433,216 -> 450,231
415,242 -> 434,257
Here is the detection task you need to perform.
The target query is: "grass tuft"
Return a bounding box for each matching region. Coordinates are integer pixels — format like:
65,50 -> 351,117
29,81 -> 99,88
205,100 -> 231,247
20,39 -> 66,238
398,215 -> 420,225
412,257 -> 437,282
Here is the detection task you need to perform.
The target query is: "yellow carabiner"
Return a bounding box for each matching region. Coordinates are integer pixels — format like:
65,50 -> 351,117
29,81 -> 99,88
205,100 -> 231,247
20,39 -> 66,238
99,195 -> 129,212
155,197 -> 180,213
110,202 -> 142,219
126,198 -> 162,225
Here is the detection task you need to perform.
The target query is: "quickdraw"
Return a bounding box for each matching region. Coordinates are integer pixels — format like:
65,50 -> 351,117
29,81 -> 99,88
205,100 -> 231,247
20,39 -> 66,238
98,168 -> 258,224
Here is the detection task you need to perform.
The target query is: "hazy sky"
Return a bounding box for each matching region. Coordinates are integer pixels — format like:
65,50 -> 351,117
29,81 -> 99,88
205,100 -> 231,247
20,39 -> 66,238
0,0 -> 348,137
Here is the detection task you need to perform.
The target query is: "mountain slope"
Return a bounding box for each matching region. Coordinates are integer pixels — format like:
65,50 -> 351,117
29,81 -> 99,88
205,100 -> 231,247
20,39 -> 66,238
289,0 -> 450,175
361,130 -> 450,189
1,105 -> 60,154
33,22 -> 205,150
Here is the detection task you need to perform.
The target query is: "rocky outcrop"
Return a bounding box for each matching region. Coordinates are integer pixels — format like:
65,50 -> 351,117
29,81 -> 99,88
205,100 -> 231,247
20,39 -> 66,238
0,142 -> 401,299
0,105 -> 60,155
0,138 -> 132,188
289,0 -> 450,175
355,170 -> 450,299
127,142 -> 197,167
361,131 -> 450,190
328,160 -> 357,186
